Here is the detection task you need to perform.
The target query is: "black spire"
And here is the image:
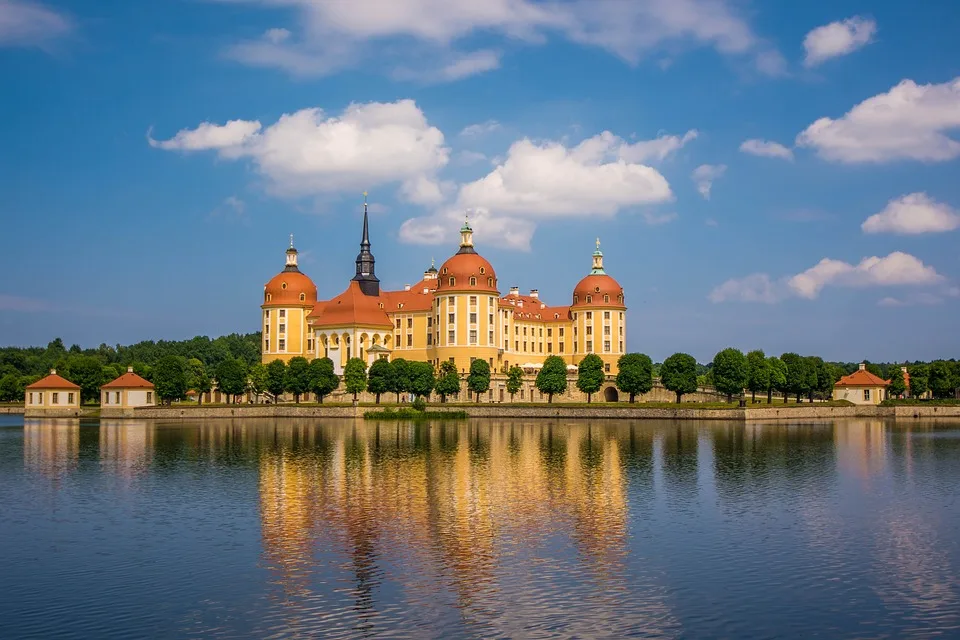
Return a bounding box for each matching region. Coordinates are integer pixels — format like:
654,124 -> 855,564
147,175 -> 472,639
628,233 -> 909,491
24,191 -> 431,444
353,193 -> 380,296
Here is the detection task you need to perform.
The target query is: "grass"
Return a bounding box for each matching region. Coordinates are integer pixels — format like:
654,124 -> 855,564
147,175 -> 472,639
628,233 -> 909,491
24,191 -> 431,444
363,408 -> 468,421
881,398 -> 960,406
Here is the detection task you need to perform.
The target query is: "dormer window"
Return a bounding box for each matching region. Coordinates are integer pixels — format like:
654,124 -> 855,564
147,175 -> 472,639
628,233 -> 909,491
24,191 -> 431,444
299,293 -> 306,302
603,294 -> 609,303
574,295 -> 578,304
281,282 -> 287,289
449,276 -> 456,286
266,293 -> 272,302
470,277 -> 477,286
618,294 -> 623,303
586,295 -> 592,304
488,277 -> 493,287
442,267 -> 448,274
479,267 -> 485,274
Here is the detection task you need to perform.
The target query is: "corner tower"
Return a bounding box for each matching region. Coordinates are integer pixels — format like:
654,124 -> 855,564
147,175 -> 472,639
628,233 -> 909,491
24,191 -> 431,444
352,193 -> 380,296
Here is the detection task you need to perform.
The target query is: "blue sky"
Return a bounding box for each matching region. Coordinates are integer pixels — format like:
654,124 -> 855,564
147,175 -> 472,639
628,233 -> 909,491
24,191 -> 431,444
1,0 -> 959,362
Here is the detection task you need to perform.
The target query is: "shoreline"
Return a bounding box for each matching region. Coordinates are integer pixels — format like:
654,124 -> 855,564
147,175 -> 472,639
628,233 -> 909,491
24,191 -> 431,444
10,404 -> 960,421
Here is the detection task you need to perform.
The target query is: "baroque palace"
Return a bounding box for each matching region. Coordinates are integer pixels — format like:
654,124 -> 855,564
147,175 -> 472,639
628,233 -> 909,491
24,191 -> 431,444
260,200 -> 627,376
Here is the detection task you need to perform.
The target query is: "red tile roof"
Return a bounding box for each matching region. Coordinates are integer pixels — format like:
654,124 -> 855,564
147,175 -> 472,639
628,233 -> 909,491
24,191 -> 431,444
309,281 -> 394,328
835,369 -> 890,387
26,372 -> 80,390
102,371 -> 154,389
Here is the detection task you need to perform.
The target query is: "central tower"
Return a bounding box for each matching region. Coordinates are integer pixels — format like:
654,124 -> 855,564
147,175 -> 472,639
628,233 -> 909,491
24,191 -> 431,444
352,193 -> 380,296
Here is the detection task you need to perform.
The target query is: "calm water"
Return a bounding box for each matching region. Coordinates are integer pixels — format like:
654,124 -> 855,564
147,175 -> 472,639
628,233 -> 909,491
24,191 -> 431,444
1,416 -> 959,639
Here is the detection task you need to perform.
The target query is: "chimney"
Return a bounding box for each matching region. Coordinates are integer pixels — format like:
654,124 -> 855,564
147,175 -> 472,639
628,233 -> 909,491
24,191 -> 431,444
509,286 -> 519,296
50,368 -> 56,375
404,284 -> 411,291
858,363 -> 866,371
423,287 -> 429,294
127,366 -> 134,373
530,289 -> 539,299
901,366 -> 908,374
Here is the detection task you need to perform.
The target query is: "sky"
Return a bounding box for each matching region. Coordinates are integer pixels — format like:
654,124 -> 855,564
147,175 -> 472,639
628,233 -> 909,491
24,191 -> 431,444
1,0 -> 959,363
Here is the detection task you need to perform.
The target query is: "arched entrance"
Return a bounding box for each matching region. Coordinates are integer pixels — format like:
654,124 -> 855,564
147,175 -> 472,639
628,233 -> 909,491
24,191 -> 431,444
603,387 -> 619,403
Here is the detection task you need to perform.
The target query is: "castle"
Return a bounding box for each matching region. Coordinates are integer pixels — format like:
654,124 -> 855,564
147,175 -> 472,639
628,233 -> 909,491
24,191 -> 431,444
260,200 -> 627,376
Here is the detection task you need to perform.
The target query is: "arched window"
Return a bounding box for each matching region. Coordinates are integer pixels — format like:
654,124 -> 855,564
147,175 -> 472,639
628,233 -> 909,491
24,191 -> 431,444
470,277 -> 477,286
488,277 -> 493,287
586,295 -> 592,304
299,293 -> 306,302
574,295 -> 578,304
442,267 -> 448,274
618,294 -> 624,304
449,276 -> 456,286
603,294 -> 609,303
266,293 -> 272,302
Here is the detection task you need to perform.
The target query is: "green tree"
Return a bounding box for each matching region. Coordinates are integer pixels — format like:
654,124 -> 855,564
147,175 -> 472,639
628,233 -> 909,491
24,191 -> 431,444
576,353 -> 605,403
215,358 -> 248,404
712,348 -> 747,403
781,353 -> 812,403
434,361 -> 461,403
745,350 -> 769,403
408,361 -> 436,400
366,359 -> 394,404
187,358 -> 213,405
505,365 -> 524,402
615,353 -> 653,403
68,355 -> 105,404
389,358 -> 411,403
153,355 -> 188,405
535,355 -> 568,403
265,359 -> 287,402
767,356 -> 787,404
246,362 -> 267,402
467,358 -> 491,402
928,360 -> 955,399
285,356 -> 311,403
812,358 -> 838,401
308,357 -> 339,403
131,361 -> 152,381
887,366 -> 906,399
344,358 -> 367,401
908,364 -> 929,399
0,373 -> 22,402
660,352 -> 698,404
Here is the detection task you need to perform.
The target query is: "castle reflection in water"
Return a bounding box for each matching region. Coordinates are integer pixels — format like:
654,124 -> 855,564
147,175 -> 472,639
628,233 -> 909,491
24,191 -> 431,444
19,418 -> 960,637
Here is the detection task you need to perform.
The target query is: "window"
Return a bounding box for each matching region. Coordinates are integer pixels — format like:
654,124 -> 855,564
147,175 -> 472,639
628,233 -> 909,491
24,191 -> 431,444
586,340 -> 593,352
469,313 -> 477,324
620,312 -> 624,320
603,294 -> 609,303
489,313 -> 494,325
604,363 -> 611,373
547,343 -> 553,353
489,296 -> 494,306
604,340 -> 611,352
547,328 -> 553,337
539,328 -> 543,337
523,341 -> 527,351
395,333 -> 401,345
37,393 -> 42,404
619,341 -> 623,352
604,311 -> 610,320
265,339 -> 270,351
66,392 -> 73,404
407,334 -> 413,347
279,339 -> 286,351
469,295 -> 477,306
52,392 -> 59,404
586,295 -> 592,304
307,339 -> 314,351
470,277 -> 477,286
448,313 -> 455,324
515,340 -> 519,351
281,282 -> 287,289
559,328 -> 564,337
505,339 -> 509,350
265,324 -> 270,335
586,311 -> 592,320
448,330 -> 456,343
539,342 -> 543,353
147,392 -> 153,404
488,277 -> 493,287
449,277 -> 456,286
427,334 -> 433,346
515,326 -> 519,335
407,318 -> 413,329
103,392 -> 108,405
604,326 -> 611,335
864,389 -> 871,401
115,392 -> 120,404
489,330 -> 494,344
574,295 -> 579,304
469,329 -> 478,345
523,327 -> 527,336
396,318 -> 401,328
279,323 -> 286,333
266,294 -> 272,302
300,293 -> 306,302
279,310 -> 286,318
428,316 -> 433,327
479,267 -> 485,274
586,325 -> 592,335
264,310 -> 270,320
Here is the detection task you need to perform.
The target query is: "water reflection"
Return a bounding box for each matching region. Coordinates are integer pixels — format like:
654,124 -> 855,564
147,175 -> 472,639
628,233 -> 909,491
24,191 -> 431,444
23,418 -> 79,479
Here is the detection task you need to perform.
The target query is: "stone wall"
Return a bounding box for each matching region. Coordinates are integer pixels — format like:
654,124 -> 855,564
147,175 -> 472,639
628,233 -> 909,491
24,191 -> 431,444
0,406 -> 25,414
24,408 -> 81,418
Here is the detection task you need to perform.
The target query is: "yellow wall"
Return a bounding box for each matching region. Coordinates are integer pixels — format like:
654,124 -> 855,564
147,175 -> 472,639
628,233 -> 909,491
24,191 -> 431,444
261,304 -> 312,364
25,388 -> 80,409
833,385 -> 886,405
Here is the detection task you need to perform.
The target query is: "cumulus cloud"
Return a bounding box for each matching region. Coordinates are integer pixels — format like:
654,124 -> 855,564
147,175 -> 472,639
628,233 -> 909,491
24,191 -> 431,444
862,192 -> 960,235
796,77 -> 960,163
710,252 -> 945,303
692,164 -> 726,199
739,138 -> 793,160
150,100 -> 449,199
215,0 -> 782,81
803,16 -> 876,67
400,207 -> 536,251
0,0 -> 72,48
619,130 -> 698,163
459,120 -> 501,137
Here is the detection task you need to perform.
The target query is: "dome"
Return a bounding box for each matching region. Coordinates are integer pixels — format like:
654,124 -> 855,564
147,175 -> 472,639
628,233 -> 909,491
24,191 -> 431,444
435,253 -> 498,293
572,273 -> 624,308
264,271 -> 317,306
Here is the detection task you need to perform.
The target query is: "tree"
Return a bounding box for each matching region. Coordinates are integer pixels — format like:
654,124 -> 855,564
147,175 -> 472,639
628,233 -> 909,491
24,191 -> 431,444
153,355 -> 188,405
615,353 -> 653,403
535,355 -> 568,403
367,359 -> 394,404
813,358 -> 838,401
68,355 -> 105,404
265,359 -> 287,402
344,358 -> 367,402
781,353 -> 812,403
887,366 -> 906,399
434,361 -> 461,402
246,362 -> 266,402
712,348 -> 747,403
187,358 -> 213,405
660,352 -> 698,404
389,358 -> 411,403
576,353 -> 605,403
285,356 -> 311,403
908,364 -> 929,399
0,373 -> 22,402
308,357 -> 339,403
505,365 -> 524,402
408,361 -> 436,400
745,350 -> 769,403
767,356 -> 787,404
467,358 -> 491,402
215,358 -> 248,404
928,360 -> 955,399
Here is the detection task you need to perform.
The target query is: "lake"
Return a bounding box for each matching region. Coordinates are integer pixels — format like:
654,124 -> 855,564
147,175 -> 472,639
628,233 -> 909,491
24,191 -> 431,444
1,416 -> 959,639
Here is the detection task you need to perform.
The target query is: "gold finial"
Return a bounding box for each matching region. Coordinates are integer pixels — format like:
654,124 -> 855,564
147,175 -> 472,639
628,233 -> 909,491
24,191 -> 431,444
289,233 -> 294,248
362,190 -> 368,202
596,237 -> 601,250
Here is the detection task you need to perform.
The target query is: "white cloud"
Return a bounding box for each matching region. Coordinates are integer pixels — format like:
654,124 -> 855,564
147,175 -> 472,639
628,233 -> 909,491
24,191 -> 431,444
150,100 -> 449,198
392,49 -> 501,83
692,164 -> 726,199
739,138 -> 793,160
642,211 -> 678,226
803,16 -> 876,67
459,120 -> 501,137
400,207 -> 535,251
619,130 -> 698,163
710,252 -> 945,303
796,77 -> 960,163
215,0 -> 781,81
862,192 -> 960,235
878,292 -> 947,307
0,0 -> 72,48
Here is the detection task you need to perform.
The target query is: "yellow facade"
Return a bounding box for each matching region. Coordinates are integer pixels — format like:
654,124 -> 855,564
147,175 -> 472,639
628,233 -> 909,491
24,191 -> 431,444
261,216 -> 628,375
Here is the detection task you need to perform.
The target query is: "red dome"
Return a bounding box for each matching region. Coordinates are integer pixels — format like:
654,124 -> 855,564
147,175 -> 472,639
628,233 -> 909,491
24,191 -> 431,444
435,252 -> 498,293
572,274 -> 624,308
264,270 -> 317,306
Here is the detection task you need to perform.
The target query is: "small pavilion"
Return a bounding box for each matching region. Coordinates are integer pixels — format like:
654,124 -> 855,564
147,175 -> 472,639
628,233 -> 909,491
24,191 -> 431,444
25,369 -> 81,416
